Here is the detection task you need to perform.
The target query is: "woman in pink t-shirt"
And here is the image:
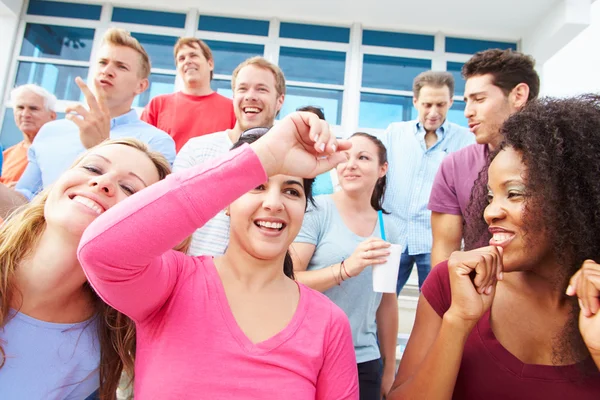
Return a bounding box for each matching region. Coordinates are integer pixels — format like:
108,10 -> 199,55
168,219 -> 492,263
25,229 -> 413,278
78,112 -> 360,399
389,96 -> 600,399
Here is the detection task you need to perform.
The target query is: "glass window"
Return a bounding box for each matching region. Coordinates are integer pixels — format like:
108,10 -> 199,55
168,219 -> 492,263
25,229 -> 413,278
27,0 -> 102,20
362,55 -> 431,91
278,47 -> 345,85
204,41 -> 264,76
1,109 -> 65,149
15,62 -> 88,101
447,100 -> 468,127
131,33 -> 178,70
21,24 -> 95,62
212,79 -> 232,98
133,74 -> 176,108
359,93 -> 414,129
198,16 -> 269,37
112,7 -> 186,28
277,86 -> 343,125
279,22 -> 350,44
447,62 -> 465,96
362,30 -> 435,51
445,37 -> 517,55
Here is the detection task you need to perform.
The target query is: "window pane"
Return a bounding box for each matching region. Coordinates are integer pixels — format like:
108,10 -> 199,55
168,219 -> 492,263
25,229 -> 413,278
27,0 -> 101,20
362,55 -> 430,91
204,41 -> 264,76
21,24 -> 95,61
279,47 -> 345,85
199,16 -> 269,36
131,33 -> 177,70
1,109 -> 65,149
15,62 -> 88,101
359,93 -> 414,129
112,7 -> 186,28
445,37 -> 517,55
134,74 -> 176,108
447,61 -> 465,96
362,30 -> 434,51
212,79 -> 232,98
279,22 -> 350,44
447,100 -> 468,127
277,86 -> 343,125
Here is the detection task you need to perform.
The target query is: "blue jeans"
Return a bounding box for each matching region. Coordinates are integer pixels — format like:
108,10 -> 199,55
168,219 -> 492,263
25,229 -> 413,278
395,250 -> 431,295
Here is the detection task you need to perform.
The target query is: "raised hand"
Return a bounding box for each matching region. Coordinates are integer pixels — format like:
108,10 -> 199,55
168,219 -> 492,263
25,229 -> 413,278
65,77 -> 111,149
250,112 -> 351,179
567,260 -> 600,365
446,246 -> 504,327
343,238 -> 391,278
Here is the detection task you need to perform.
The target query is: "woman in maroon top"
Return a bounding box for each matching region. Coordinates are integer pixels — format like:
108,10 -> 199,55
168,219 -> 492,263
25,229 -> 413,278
388,96 -> 600,399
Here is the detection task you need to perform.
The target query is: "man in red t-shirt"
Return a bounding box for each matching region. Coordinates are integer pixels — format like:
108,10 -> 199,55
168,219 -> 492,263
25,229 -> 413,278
141,38 -> 236,151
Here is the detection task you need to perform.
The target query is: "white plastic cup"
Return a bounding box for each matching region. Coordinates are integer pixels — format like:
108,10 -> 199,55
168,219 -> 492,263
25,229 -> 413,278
372,244 -> 402,293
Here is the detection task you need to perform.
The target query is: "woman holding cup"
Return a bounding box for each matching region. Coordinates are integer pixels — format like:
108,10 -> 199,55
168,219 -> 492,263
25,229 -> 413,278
291,132 -> 399,400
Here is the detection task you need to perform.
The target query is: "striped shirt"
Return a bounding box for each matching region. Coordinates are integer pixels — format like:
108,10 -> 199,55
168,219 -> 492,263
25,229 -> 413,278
379,119 -> 474,255
173,130 -> 233,256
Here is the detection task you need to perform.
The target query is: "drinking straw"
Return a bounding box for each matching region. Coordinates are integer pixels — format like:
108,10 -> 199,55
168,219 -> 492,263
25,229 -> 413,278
378,210 -> 387,241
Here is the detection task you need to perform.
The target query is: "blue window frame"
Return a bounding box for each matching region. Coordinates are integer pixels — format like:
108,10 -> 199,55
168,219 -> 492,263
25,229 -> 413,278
278,47 -> 346,85
111,7 -> 186,29
362,55 -> 431,91
445,37 -> 517,55
278,86 -> 343,125
279,22 -> 350,44
131,33 -> 178,70
21,24 -> 94,62
362,30 -> 435,51
198,16 -> 269,37
204,41 -> 264,76
359,93 -> 414,129
15,62 -> 88,101
447,100 -> 468,127
133,74 -> 176,108
27,0 -> 101,20
447,61 -> 465,96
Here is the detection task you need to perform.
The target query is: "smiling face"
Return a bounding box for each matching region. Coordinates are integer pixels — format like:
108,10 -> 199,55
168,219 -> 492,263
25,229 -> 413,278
233,65 -> 284,132
336,135 -> 387,196
45,144 -> 161,238
484,147 -> 551,271
93,44 -> 149,111
413,85 -> 453,133
176,42 -> 214,88
228,174 -> 306,261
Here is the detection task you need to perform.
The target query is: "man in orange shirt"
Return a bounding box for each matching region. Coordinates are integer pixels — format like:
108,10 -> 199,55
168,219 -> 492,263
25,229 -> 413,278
141,38 -> 236,151
1,85 -> 57,187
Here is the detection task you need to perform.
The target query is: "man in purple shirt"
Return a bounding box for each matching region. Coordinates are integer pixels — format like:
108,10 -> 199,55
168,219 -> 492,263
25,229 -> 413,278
428,49 -> 540,267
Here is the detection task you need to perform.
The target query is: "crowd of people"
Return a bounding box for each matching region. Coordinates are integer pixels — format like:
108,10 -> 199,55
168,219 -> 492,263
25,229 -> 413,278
0,26 -> 598,400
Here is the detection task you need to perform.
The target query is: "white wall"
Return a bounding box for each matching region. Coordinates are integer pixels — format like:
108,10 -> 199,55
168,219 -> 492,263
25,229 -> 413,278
542,0 -> 600,97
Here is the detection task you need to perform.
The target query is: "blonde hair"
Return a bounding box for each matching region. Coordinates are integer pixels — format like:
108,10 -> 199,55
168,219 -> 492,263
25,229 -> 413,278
0,138 -> 170,400
102,28 -> 151,79
173,37 -> 214,80
231,56 -> 286,97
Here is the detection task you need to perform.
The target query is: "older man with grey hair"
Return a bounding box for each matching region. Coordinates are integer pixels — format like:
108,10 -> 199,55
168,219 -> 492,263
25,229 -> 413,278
1,84 -> 57,187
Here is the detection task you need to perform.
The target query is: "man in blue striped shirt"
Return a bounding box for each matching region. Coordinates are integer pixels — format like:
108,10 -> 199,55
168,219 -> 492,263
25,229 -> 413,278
379,71 -> 474,295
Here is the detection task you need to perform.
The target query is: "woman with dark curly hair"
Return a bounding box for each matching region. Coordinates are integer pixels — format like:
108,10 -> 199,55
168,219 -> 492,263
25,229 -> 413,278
388,95 -> 600,399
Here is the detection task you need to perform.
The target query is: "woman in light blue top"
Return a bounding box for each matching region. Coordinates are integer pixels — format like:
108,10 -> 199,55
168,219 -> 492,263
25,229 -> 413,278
0,138 -> 171,400
291,132 -> 398,400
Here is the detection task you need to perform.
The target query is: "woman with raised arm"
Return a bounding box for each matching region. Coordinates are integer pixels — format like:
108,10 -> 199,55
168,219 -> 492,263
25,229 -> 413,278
77,112 -> 359,399
0,138 -> 171,400
388,95 -> 600,400
291,132 -> 398,400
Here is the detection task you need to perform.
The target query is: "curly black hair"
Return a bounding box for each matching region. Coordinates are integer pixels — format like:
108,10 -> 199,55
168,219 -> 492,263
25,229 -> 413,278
465,94 -> 600,369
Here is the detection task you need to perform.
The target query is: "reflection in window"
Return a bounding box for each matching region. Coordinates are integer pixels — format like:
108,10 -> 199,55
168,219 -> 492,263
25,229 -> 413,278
0,109 -> 65,149
27,0 -> 101,20
198,15 -> 269,37
15,62 -> 88,101
279,22 -> 350,44
359,93 -> 414,129
362,55 -> 430,92
112,7 -> 186,28
134,74 -> 176,108
447,100 -> 468,127
279,47 -> 346,86
212,79 -> 232,98
447,62 -> 465,96
131,33 -> 178,70
21,24 -> 95,61
204,41 -> 264,76
278,86 -> 343,125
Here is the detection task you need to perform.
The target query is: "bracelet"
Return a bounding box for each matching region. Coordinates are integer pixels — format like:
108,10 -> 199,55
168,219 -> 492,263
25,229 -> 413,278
331,264 -> 341,285
341,259 -> 353,278
339,262 -> 345,283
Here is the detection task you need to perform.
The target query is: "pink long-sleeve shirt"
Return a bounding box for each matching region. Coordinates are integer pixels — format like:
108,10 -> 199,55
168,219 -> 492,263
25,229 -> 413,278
78,144 -> 359,399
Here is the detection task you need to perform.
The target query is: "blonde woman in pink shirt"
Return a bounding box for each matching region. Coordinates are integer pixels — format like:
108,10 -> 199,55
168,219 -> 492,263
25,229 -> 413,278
78,112 -> 360,399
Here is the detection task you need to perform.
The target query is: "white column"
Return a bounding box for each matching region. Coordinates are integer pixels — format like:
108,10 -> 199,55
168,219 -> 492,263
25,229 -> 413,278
341,22 -> 362,137
0,0 -> 23,107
